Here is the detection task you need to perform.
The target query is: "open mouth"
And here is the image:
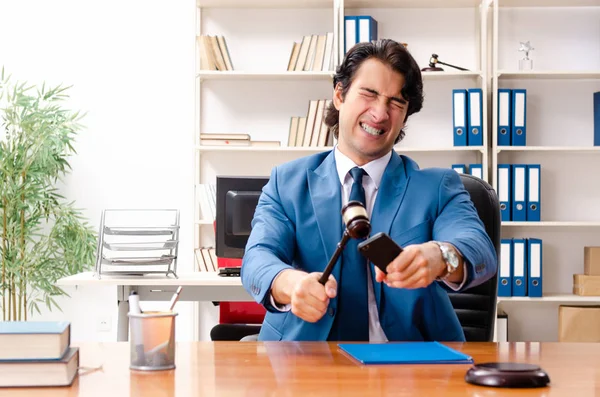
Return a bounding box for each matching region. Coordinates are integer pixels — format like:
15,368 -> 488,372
360,122 -> 385,136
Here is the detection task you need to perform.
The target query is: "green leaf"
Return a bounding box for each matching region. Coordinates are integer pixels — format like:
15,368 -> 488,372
0,71 -> 96,318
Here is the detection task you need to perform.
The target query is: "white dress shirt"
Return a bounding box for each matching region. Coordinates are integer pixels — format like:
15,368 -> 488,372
271,146 -> 466,341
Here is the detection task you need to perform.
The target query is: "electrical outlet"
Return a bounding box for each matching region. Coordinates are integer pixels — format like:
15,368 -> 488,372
97,316 -> 111,332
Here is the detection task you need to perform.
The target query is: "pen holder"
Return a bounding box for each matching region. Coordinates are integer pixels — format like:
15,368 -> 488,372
128,311 -> 178,371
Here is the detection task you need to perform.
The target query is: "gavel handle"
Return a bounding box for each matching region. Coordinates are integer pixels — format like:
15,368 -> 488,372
438,61 -> 469,71
319,231 -> 350,285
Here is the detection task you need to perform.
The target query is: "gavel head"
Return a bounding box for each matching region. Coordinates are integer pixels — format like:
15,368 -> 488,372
429,53 -> 439,67
341,200 -> 371,239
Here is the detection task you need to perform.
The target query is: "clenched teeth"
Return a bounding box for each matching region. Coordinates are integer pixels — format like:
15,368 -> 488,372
360,122 -> 384,136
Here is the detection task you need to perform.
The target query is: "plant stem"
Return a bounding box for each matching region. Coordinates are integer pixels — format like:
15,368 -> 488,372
19,171 -> 25,321
11,275 -> 16,321
2,198 -> 6,321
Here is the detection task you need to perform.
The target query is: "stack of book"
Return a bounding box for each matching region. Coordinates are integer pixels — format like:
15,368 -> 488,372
288,99 -> 334,147
198,35 -> 234,71
200,133 -> 280,147
287,33 -> 335,72
195,247 -> 218,272
198,183 -> 216,222
0,321 -> 78,387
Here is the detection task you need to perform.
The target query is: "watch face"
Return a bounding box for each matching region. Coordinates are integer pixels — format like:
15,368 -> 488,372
448,253 -> 459,269
443,245 -> 459,270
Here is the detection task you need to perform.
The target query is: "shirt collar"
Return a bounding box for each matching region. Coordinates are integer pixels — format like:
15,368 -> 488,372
334,145 -> 392,189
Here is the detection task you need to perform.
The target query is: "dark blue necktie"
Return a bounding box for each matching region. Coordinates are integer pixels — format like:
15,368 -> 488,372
328,166 -> 369,341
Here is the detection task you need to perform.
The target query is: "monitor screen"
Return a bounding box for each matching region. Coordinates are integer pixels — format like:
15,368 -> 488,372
216,176 -> 270,259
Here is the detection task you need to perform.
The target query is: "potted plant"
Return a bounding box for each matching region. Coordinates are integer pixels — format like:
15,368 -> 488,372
0,68 -> 97,321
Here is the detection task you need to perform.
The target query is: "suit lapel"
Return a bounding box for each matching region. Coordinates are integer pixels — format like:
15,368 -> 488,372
307,152 -> 343,292
370,152 -> 410,307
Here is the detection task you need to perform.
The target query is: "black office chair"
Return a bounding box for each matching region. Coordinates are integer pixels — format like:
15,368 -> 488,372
446,174 -> 501,342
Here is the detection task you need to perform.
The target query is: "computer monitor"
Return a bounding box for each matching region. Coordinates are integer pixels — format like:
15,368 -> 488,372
216,176 -> 270,259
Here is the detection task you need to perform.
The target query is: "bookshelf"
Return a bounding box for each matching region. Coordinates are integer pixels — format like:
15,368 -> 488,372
193,0 -> 600,342
492,0 -> 600,341
194,0 -> 493,341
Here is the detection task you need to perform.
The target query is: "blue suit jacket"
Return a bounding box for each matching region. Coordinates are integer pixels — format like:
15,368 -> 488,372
241,150 -> 497,342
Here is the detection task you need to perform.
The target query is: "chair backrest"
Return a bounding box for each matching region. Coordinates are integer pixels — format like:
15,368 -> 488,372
447,174 -> 500,342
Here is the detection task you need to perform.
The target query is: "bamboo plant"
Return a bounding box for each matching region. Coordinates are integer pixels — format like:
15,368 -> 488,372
0,68 -> 97,321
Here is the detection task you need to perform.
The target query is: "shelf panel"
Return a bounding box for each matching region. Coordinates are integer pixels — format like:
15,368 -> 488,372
197,70 -> 483,81
395,146 -> 485,153
195,220 -> 214,225
196,146 -> 330,152
196,145 -> 485,153
345,0 -> 484,8
197,71 -> 334,81
499,0 -> 600,7
497,146 -> 600,153
497,71 -> 600,80
498,294 -> 600,303
197,0 -> 333,8
422,71 -> 483,79
502,221 -> 600,227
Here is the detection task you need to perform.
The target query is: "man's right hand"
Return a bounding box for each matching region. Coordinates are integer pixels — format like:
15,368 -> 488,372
271,270 -> 337,323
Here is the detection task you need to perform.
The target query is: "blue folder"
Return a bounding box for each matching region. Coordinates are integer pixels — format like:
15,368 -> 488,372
338,342 -> 473,365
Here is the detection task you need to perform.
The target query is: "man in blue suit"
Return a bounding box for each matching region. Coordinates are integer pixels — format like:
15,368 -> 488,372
241,39 -> 497,342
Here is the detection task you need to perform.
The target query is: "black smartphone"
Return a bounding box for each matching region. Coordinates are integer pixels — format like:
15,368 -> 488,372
357,232 -> 403,274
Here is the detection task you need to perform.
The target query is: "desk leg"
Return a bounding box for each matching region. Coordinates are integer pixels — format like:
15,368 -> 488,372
117,286 -> 131,342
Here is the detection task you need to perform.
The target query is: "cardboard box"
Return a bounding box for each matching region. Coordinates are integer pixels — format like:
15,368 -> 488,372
584,247 -> 600,276
573,274 -> 600,296
559,305 -> 600,342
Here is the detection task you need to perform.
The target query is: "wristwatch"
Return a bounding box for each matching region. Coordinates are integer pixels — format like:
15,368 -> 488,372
433,241 -> 460,280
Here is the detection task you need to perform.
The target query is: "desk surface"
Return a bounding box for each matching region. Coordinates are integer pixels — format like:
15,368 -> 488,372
2,342 -> 598,396
56,271 -> 243,287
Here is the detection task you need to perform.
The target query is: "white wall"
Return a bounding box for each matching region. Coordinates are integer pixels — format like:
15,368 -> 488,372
0,0 -> 197,341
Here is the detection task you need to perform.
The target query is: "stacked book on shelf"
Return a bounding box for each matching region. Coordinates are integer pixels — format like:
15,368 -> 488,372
288,99 -> 334,147
94,209 -> 181,278
0,321 -> 78,387
200,133 -> 280,147
198,183 -> 216,223
288,33 -> 334,72
198,34 -> 234,71
195,247 -> 218,272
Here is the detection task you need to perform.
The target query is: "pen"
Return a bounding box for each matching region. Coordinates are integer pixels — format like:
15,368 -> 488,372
168,286 -> 183,311
129,290 -> 143,314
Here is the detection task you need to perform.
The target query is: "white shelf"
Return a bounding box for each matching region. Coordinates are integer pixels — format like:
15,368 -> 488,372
502,221 -> 600,227
345,0 -> 484,8
196,145 -> 485,153
196,145 -> 330,152
498,294 -> 600,303
497,70 -> 600,80
195,220 -> 213,225
196,70 -> 484,81
497,146 -> 600,153
422,71 -> 483,79
395,146 -> 485,153
499,0 -> 600,7
197,71 -> 334,81
197,0 -> 333,8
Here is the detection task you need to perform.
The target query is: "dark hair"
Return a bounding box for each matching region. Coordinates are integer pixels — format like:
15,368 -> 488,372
324,39 -> 424,143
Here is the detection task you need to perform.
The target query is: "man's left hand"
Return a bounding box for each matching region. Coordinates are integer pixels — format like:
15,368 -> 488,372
374,242 -> 446,289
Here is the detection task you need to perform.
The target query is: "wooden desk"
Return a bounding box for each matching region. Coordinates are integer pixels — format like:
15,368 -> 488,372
2,342 -> 598,396
56,272 -> 251,341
